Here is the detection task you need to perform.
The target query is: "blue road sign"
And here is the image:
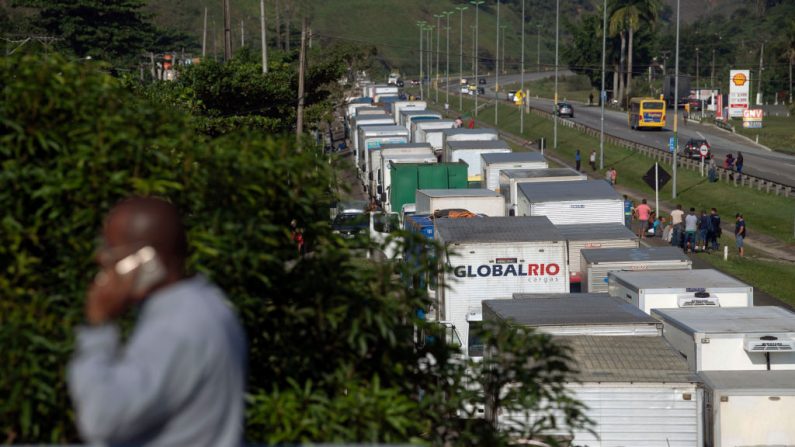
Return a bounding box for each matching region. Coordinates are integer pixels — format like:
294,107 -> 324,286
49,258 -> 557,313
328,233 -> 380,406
668,137 -> 675,153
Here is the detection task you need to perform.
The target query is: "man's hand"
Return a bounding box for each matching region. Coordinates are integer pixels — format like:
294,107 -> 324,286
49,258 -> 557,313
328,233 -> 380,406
86,268 -> 136,325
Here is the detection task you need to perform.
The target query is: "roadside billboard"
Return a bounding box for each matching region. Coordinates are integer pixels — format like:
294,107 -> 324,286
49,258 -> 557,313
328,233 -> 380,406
742,109 -> 763,129
728,70 -> 751,118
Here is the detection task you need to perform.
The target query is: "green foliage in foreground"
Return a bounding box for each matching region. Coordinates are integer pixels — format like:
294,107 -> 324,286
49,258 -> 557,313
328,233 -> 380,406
0,53 -> 591,445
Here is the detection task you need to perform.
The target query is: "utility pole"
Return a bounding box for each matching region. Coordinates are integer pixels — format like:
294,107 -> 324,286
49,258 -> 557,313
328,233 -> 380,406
241,19 -> 245,47
296,16 -> 307,139
757,42 -> 765,105
495,0 -> 500,125
520,0 -> 525,134
456,6 -> 468,111
600,0 -> 607,170
202,7 -> 208,58
711,48 -> 716,89
537,24 -> 541,71
471,0 -> 484,116
445,11 -> 454,109
427,25 -> 434,99
435,14 -> 443,104
260,0 -> 268,73
695,47 -> 700,91
417,21 -> 426,99
223,0 -> 232,60
554,0 -> 559,149
501,25 -> 507,74
672,0 -> 680,199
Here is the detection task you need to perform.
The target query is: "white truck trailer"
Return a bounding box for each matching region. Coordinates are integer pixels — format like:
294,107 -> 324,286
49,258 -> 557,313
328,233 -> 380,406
479,152 -> 547,192
555,223 -> 639,286
700,370 -> 795,447
399,110 -> 441,129
435,217 -> 568,357
516,180 -> 624,225
483,296 -> 701,447
390,100 -> 426,123
415,189 -> 505,217
412,120 -> 456,150
354,106 -> 386,118
581,246 -> 692,293
350,115 -> 394,169
499,168 -> 587,215
440,128 -> 499,150
651,307 -> 795,372
378,152 -> 437,205
371,143 -> 435,199
357,125 -> 410,188
609,269 -> 754,315
444,140 -> 511,185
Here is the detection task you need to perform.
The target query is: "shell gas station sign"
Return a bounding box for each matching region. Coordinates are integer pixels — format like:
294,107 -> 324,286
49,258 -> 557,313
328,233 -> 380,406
728,69 -> 750,118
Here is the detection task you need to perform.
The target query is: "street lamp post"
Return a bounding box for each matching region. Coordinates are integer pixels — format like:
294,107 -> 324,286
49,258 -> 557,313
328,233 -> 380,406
520,0 -> 525,134
435,14 -> 443,103
495,0 -> 501,125
470,0 -> 484,116
537,24 -> 542,71
554,0 -> 559,149
417,21 -> 426,99
501,25 -> 507,75
427,25 -> 434,99
444,11 -> 454,110
672,0 -> 680,199
600,0 -> 607,169
455,6 -> 468,111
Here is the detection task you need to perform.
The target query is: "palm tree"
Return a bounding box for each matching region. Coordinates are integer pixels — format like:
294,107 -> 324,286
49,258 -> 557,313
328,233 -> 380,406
609,0 -> 661,107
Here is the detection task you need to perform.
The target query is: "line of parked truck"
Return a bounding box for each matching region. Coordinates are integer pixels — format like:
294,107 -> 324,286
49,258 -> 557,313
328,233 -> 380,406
338,79 -> 795,447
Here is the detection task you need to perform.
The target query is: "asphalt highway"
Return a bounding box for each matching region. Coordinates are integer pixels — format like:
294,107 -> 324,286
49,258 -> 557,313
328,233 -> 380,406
465,72 -> 795,187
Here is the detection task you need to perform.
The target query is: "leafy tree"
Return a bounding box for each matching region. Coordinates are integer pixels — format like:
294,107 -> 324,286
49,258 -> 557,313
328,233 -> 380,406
609,0 -> 661,106
1,51 -> 591,445
12,0 -> 155,65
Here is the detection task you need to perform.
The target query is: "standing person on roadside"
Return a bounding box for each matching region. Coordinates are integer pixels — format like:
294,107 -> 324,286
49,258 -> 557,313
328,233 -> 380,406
68,197 -> 247,447
735,213 -> 746,257
623,195 -> 634,229
467,117 -> 475,129
708,208 -> 722,252
697,210 -> 709,252
590,150 -> 597,171
575,150 -> 581,171
670,204 -> 685,248
454,116 -> 464,128
605,167 -> 612,184
684,207 -> 698,254
736,151 -> 744,175
610,167 -> 617,185
635,199 -> 652,239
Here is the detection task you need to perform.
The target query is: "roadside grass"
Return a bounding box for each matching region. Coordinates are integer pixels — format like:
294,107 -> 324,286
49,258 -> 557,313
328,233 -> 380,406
733,115 -> 795,155
502,74 -> 595,104
438,92 -> 795,245
694,243 -> 795,307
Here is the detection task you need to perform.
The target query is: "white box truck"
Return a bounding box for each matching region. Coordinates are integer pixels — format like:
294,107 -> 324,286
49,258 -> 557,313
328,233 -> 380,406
351,115 -> 394,169
516,180 -> 624,225
378,152 -> 437,205
346,100 -> 373,120
357,125 -> 410,187
373,85 -> 399,102
371,143 -> 435,199
581,246 -> 692,293
391,100 -> 426,123
651,307 -> 795,372
415,189 -> 505,217
399,110 -> 442,129
483,297 -> 700,446
444,140 -> 511,185
555,223 -> 639,286
609,269 -> 754,315
441,128 -> 499,152
700,370 -> 795,447
499,168 -> 587,215
435,216 -> 568,357
480,152 -> 547,191
413,120 -> 456,149
354,106 -> 386,118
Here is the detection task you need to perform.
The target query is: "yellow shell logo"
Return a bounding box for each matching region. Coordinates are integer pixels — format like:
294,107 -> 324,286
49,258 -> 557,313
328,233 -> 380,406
732,72 -> 748,86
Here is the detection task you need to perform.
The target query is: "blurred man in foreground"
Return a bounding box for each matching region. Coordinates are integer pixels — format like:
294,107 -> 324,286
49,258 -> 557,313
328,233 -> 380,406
68,197 -> 247,446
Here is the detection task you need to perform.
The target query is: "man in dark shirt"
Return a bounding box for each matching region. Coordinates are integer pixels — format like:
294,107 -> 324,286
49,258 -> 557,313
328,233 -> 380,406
735,213 -> 746,257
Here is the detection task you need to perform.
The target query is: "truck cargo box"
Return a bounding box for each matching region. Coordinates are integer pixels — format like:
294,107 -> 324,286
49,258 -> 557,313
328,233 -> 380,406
582,246 -> 692,293
415,189 -> 505,217
499,168 -> 587,215
387,162 -> 468,214
555,223 -> 639,285
480,152 -> 547,191
516,180 -> 623,225
445,140 -> 511,185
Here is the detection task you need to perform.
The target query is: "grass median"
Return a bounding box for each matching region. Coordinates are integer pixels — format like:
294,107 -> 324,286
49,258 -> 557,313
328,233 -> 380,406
440,92 -> 795,245
733,115 -> 795,154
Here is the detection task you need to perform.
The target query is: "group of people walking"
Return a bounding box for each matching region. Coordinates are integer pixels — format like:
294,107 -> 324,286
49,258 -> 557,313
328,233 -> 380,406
624,197 -> 747,257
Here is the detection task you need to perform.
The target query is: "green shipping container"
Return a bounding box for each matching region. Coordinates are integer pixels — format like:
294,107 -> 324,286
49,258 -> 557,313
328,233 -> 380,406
389,162 -> 468,213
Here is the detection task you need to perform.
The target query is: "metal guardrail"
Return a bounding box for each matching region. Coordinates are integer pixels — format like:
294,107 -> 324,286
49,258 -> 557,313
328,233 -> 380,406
523,105 -> 795,195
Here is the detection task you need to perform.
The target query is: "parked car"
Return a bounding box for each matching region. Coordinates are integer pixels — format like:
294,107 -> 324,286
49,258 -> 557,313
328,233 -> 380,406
478,78 -> 486,85
556,102 -> 574,118
476,86 -> 485,95
683,138 -> 712,160
507,90 -> 517,102
410,79 -> 420,86
331,212 -> 370,239
460,85 -> 470,94
396,79 -> 405,87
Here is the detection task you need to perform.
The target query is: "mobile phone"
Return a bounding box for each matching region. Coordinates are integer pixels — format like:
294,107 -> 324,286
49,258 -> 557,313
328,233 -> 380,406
115,246 -> 166,293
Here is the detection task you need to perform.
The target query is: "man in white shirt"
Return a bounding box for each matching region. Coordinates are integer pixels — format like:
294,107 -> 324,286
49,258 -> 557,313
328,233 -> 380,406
670,204 -> 685,248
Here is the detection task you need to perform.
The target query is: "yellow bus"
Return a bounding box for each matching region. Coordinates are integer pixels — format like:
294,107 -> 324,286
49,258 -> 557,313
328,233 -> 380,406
628,97 -> 666,130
